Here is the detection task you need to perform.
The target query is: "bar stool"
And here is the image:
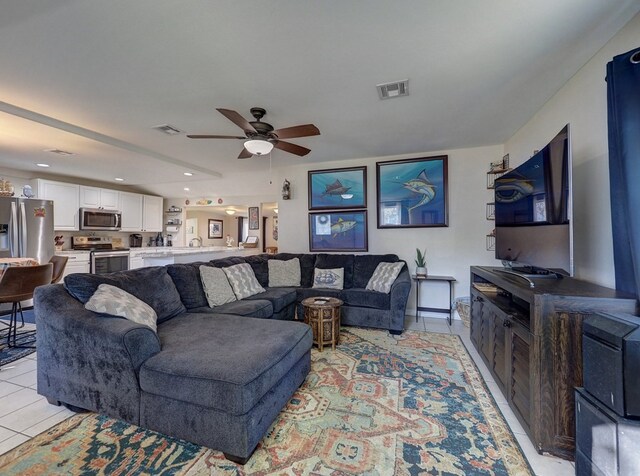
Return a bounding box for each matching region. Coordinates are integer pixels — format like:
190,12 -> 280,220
0,263 -> 53,348
49,256 -> 69,284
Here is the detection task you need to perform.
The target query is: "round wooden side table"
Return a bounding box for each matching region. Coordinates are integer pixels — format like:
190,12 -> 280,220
301,297 -> 343,351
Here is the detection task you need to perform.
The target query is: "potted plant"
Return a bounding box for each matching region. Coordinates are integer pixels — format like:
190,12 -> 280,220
415,248 -> 427,277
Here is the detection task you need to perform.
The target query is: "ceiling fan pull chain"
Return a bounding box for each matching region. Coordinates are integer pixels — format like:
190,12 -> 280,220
269,151 -> 273,184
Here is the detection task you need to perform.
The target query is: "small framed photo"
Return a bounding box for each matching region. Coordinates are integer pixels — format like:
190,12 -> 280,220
308,166 -> 367,210
309,210 -> 368,252
248,206 -> 259,230
376,155 -> 448,228
208,219 -> 223,239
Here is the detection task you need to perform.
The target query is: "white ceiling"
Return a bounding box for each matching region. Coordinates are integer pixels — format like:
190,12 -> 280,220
0,0 -> 638,198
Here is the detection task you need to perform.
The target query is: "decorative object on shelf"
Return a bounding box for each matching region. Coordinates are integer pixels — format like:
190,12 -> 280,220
248,206 -> 259,230
502,153 -> 510,169
415,248 -> 427,277
0,178 -> 14,197
166,218 -> 182,225
308,166 -> 367,210
376,156 -> 448,228
22,184 -> 34,198
243,236 -> 259,248
166,206 -> 182,213
282,179 -> 291,200
309,210 -> 368,252
54,235 -> 64,252
225,234 -> 234,247
208,219 -> 223,239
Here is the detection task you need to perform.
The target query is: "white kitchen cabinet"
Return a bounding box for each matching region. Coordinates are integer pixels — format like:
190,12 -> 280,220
119,192 -> 144,231
142,195 -> 163,232
80,186 -> 119,210
36,179 -> 80,231
57,252 -> 90,278
129,255 -> 145,270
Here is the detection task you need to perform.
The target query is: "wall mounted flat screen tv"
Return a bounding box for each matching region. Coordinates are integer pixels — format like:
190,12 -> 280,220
495,124 -> 573,276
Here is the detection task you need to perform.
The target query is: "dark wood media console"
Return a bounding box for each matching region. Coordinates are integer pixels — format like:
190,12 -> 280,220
469,266 -> 637,460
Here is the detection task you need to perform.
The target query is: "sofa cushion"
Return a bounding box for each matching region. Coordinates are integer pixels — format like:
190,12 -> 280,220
340,288 -> 390,310
245,288 -> 297,313
223,263 -> 266,300
243,254 -> 271,288
315,254 -> 354,288
353,254 -> 400,288
312,268 -> 344,289
64,266 -> 186,323
199,266 -> 236,307
209,256 -> 247,269
166,262 -> 209,309
190,299 -> 273,319
268,258 -> 301,287
85,283 -> 158,331
140,313 -> 312,415
366,262 -> 405,294
274,253 -> 317,287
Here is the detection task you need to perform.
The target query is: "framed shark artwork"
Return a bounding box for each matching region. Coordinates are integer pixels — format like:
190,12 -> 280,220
376,155 -> 448,228
308,166 -> 367,210
308,210 -> 368,252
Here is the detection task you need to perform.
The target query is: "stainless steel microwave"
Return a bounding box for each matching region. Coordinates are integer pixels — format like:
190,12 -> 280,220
79,208 -> 122,231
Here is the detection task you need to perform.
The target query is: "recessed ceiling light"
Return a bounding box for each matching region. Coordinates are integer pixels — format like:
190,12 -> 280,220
183,172 -> 193,176
183,187 -> 190,191
114,178 -> 124,182
36,163 -> 50,167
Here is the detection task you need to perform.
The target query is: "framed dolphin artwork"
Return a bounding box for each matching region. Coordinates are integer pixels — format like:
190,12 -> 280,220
308,166 -> 367,210
309,210 -> 368,252
376,156 -> 448,228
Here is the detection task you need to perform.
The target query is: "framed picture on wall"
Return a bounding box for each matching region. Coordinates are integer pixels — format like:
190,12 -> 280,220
308,166 -> 367,210
248,207 -> 259,230
376,155 -> 448,228
208,219 -> 223,239
309,210 -> 368,252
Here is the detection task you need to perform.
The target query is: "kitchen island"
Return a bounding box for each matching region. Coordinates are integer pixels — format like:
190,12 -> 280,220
129,246 -> 261,269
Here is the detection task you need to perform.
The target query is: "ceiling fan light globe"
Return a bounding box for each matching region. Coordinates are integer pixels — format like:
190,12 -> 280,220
244,139 -> 274,156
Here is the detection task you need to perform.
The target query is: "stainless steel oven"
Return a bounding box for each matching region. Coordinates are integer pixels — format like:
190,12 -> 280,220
80,208 -> 122,231
91,250 -> 130,274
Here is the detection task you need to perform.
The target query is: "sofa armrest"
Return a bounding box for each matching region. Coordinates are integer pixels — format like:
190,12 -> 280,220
389,265 -> 411,331
34,284 -> 160,380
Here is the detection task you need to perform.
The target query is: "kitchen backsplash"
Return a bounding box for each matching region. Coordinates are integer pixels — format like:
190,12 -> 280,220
54,230 -> 175,249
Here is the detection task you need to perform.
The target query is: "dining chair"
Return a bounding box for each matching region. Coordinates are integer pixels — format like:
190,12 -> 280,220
0,263 -> 53,348
49,255 -> 69,284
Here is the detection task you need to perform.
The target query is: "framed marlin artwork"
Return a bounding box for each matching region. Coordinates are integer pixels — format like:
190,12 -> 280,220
308,210 -> 368,252
376,155 -> 448,228
308,166 -> 367,210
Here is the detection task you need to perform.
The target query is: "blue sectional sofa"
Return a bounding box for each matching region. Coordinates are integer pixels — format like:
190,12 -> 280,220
35,253 -> 410,464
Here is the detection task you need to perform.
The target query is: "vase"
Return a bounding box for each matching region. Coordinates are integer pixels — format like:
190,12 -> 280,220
416,266 -> 427,277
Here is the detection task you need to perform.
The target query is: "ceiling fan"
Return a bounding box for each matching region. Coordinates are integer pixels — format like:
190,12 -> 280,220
187,107 -> 320,159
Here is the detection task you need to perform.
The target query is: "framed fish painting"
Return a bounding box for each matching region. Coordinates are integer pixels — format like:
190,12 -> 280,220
376,156 -> 448,228
308,166 -> 367,210
309,210 -> 368,252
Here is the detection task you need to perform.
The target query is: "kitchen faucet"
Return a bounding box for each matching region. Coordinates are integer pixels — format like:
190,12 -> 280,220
189,236 -> 203,248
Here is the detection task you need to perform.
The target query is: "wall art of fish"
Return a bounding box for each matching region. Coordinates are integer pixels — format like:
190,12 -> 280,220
331,217 -> 357,237
402,169 -> 437,212
322,179 -> 352,196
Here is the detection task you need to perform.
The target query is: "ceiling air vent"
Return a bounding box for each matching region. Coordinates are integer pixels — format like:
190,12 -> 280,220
376,79 -> 409,100
153,124 -> 183,135
44,148 -> 73,156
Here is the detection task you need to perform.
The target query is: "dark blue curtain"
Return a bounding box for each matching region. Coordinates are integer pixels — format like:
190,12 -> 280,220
607,47 -> 640,298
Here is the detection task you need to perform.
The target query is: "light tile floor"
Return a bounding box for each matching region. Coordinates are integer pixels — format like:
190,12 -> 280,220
0,318 -> 574,475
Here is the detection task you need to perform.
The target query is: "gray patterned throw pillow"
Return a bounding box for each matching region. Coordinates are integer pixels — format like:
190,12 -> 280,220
312,268 -> 344,290
199,266 -> 237,307
223,263 -> 266,300
366,262 -> 405,293
85,283 -> 158,332
268,258 -> 301,287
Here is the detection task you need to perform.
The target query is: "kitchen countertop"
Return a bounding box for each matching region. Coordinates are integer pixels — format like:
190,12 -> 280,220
129,246 -> 257,258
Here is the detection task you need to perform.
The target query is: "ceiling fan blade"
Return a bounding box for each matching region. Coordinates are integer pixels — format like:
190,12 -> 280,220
186,134 -> 246,139
217,108 -> 257,133
273,124 -> 320,140
274,140 -> 311,157
238,147 -> 253,159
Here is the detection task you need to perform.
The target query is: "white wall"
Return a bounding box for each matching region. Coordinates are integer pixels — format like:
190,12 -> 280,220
504,13 -> 640,288
277,145 -> 503,316
185,210 -> 235,246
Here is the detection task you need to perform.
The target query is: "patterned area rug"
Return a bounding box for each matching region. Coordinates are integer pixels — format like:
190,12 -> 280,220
0,331 -> 36,367
0,329 -> 533,475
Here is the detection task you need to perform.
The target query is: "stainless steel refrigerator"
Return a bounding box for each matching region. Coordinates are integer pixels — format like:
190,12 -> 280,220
0,197 -> 55,264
